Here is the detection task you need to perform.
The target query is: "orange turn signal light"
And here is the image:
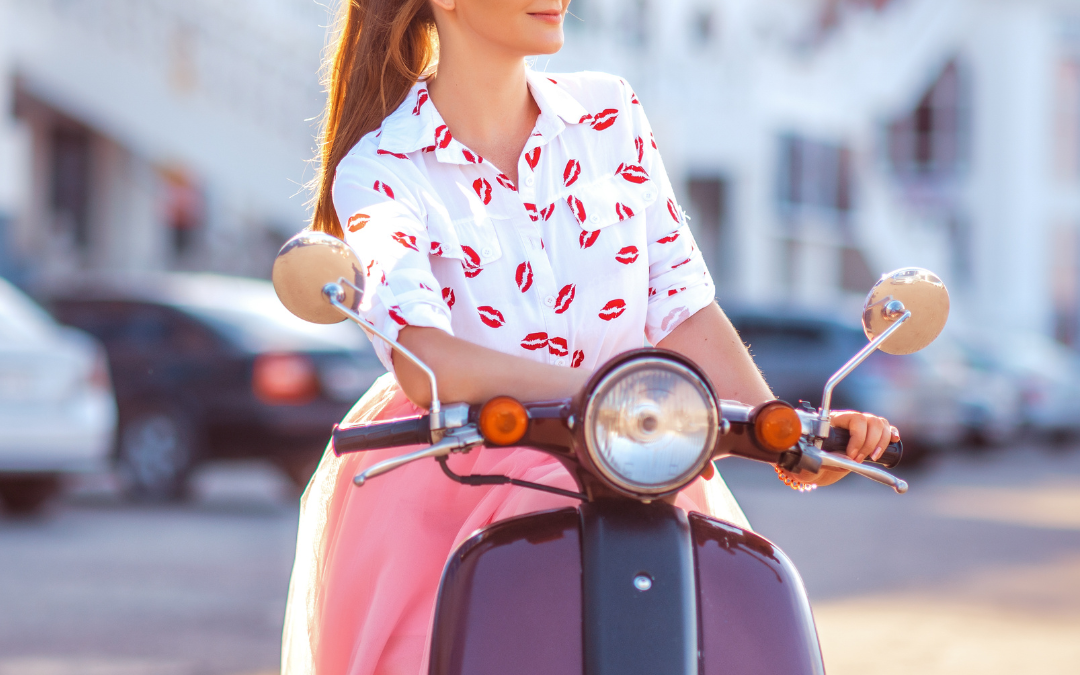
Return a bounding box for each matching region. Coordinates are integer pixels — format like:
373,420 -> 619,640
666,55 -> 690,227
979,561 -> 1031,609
479,396 -> 529,446
754,402 -> 802,452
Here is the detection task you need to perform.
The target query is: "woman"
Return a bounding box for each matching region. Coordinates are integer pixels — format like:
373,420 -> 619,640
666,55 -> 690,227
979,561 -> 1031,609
282,1 -> 898,673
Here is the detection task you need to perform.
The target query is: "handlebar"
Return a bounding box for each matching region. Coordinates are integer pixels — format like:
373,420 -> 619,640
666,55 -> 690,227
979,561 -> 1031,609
821,428 -> 902,468
332,416 -> 432,455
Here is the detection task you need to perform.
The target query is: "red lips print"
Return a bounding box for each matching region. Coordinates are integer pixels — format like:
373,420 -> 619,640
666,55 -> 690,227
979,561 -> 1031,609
657,231 -> 680,244
521,332 -> 548,351
548,337 -> 569,357
615,246 -> 639,264
616,163 -> 649,184
631,92 -> 640,105
473,177 -> 492,205
392,232 -> 419,251
667,198 -> 681,223
524,203 -> 539,222
442,287 -> 456,309
540,203 -> 555,221
599,299 -> 627,321
434,124 -> 452,149
571,350 -> 585,368
672,258 -> 692,269
430,241 -> 445,256
579,229 -> 600,249
388,307 -> 408,326
635,136 -> 644,163
566,195 -> 586,224
554,284 -> 576,314
525,146 -> 541,170
478,306 -> 506,328
346,213 -> 370,233
496,174 -> 516,191
377,149 -> 408,159
590,109 -> 619,130
667,286 -> 686,296
462,149 -> 483,163
578,113 -> 593,125
563,159 -> 581,187
615,203 -> 635,221
515,261 -> 534,293
461,245 -> 483,277
650,132 -> 657,149
373,180 -> 394,199
412,89 -> 429,115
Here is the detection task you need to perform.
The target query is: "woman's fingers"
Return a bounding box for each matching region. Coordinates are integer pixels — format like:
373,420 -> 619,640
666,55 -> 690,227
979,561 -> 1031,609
844,414 -> 867,459
835,412 -> 894,463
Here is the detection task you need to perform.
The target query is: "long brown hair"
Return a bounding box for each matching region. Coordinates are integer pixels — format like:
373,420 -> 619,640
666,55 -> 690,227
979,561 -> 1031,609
311,0 -> 439,238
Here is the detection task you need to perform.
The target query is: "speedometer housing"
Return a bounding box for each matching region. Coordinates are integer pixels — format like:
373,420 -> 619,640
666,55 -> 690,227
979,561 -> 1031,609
580,350 -> 719,499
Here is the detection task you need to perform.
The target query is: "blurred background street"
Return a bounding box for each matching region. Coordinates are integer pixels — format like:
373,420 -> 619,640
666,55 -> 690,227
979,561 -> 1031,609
1,446 -> 1078,675
3,0 -> 1080,672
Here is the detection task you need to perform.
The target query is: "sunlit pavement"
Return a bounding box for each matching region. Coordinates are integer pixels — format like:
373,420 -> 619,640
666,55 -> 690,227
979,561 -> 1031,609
723,443 -> 1080,675
0,446 -> 1078,675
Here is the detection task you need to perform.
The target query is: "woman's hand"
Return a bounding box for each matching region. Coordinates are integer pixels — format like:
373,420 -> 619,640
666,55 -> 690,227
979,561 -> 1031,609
828,410 -> 900,463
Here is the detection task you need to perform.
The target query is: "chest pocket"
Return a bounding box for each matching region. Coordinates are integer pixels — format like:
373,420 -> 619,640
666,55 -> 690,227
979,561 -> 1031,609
426,213 -> 504,271
565,174 -> 659,231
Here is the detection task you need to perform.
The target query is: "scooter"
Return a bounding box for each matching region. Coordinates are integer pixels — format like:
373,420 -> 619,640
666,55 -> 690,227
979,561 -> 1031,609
272,231 -> 950,675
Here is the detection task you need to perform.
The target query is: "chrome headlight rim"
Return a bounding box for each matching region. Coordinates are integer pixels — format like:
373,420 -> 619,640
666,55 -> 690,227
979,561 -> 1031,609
582,352 -> 720,498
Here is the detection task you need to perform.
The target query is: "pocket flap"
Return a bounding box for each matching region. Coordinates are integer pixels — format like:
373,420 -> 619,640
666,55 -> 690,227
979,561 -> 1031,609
565,171 -> 659,231
427,214 -> 504,269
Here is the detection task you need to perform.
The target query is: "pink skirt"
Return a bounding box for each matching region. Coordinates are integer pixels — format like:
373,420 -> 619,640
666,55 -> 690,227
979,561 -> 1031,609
281,373 -> 751,675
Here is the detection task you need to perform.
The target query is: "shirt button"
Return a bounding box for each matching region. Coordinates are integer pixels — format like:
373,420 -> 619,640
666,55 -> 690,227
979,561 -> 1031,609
589,214 -> 600,224
525,175 -> 535,187
544,295 -> 556,307
555,358 -> 567,367
481,247 -> 494,259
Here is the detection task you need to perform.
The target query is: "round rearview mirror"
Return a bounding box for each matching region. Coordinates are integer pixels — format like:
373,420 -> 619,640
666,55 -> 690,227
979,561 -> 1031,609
272,231 -> 363,324
862,268 -> 949,355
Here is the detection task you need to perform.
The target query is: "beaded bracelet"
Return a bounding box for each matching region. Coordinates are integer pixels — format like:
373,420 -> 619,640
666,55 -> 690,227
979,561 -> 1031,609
775,465 -> 818,492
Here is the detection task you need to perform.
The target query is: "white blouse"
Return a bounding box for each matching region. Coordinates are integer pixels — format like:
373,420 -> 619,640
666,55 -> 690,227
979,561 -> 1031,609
334,70 -> 715,374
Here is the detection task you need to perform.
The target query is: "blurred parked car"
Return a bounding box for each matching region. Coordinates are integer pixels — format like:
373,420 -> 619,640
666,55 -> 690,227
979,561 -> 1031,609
950,340 -> 1024,446
988,332 -> 1080,442
46,273 -> 385,500
0,277 -> 117,515
725,307 -> 966,460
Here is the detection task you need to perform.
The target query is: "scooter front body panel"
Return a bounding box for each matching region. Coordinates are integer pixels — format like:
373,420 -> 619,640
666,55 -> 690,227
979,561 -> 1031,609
429,505 -> 825,675
692,513 -> 826,675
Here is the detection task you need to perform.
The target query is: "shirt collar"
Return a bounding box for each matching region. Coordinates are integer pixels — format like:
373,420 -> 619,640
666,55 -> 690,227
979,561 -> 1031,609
377,70 -> 591,162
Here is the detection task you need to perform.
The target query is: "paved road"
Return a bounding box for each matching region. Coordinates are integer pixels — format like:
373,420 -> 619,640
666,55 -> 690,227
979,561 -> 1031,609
1,446 -> 1078,674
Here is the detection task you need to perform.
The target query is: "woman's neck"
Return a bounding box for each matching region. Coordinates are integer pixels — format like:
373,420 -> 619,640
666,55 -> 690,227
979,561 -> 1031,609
427,38 -> 539,183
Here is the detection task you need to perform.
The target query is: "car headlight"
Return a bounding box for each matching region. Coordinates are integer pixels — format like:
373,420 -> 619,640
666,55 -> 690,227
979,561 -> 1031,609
583,355 -> 719,497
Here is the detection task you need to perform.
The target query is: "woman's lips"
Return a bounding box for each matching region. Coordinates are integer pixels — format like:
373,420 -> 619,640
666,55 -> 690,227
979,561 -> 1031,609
528,11 -> 562,25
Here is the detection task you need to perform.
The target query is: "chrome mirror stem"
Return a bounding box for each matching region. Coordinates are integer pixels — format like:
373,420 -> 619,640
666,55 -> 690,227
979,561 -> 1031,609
816,302 -> 911,439
323,280 -> 444,432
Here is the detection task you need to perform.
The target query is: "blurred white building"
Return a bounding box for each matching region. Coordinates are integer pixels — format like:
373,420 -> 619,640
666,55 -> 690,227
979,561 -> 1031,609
0,0 -> 328,282
1,0 -> 1080,346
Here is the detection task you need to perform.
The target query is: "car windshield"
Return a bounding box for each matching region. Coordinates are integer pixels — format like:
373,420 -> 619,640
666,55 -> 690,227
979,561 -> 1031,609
0,277 -> 56,342
160,274 -> 368,353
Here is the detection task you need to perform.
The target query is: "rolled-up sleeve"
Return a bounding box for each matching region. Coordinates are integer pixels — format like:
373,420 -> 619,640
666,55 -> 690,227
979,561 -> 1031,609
624,85 -> 717,344
334,154 -> 453,371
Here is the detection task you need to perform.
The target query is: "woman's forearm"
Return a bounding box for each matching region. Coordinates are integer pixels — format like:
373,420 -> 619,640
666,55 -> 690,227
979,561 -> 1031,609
656,302 -> 774,406
393,326 -> 592,409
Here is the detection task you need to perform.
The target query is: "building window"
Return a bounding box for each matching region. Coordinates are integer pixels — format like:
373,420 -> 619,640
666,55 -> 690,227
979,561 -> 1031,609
50,125 -> 92,249
162,168 -> 205,258
687,176 -> 731,286
777,134 -> 854,217
887,60 -> 967,177
623,0 -> 649,46
1055,59 -> 1080,181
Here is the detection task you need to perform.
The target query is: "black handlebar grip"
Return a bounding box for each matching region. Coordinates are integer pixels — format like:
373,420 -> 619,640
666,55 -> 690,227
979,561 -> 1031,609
332,416 -> 432,455
821,428 -> 903,468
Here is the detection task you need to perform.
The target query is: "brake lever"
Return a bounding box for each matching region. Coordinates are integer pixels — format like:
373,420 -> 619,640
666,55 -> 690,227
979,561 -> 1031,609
800,444 -> 909,494
353,426 -> 484,486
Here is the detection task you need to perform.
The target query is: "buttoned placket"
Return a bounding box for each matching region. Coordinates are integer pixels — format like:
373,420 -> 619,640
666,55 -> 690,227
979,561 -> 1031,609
514,117 -> 571,367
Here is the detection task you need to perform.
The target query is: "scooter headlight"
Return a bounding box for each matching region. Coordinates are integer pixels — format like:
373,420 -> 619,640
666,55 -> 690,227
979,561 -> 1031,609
583,356 -> 719,497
